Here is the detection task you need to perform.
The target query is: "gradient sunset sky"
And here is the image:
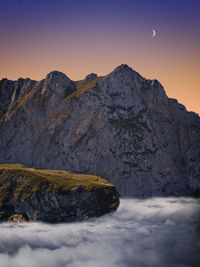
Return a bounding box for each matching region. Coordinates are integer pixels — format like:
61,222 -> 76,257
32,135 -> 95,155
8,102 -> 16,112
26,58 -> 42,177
0,0 -> 199,114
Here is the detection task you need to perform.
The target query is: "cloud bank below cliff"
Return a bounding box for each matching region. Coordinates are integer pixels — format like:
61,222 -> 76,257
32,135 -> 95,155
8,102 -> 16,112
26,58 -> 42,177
0,198 -> 200,267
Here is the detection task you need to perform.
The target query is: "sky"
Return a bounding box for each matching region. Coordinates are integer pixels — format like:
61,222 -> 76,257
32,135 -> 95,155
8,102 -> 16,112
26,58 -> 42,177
0,0 -> 199,114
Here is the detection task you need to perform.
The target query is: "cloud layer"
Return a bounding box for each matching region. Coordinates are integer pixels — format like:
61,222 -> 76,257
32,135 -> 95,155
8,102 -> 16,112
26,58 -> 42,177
0,198 -> 200,267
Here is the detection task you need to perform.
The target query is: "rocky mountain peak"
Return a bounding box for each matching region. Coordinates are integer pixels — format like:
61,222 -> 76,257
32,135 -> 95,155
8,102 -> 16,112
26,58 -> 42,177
113,64 -> 132,71
107,64 -> 145,87
41,71 -> 76,107
45,71 -> 71,85
85,73 -> 98,82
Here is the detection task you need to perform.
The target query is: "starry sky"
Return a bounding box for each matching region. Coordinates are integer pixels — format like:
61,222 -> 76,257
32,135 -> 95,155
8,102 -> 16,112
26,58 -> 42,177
0,0 -> 199,114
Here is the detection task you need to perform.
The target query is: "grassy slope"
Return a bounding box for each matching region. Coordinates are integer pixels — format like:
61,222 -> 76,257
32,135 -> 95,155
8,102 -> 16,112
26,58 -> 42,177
65,76 -> 104,100
0,164 -> 114,200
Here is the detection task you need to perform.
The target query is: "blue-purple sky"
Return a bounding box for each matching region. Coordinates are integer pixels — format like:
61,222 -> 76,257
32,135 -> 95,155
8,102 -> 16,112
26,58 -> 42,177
0,0 -> 200,113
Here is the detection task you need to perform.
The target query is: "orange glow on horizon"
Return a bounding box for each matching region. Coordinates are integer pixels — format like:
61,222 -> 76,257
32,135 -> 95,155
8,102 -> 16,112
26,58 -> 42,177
0,34 -> 199,115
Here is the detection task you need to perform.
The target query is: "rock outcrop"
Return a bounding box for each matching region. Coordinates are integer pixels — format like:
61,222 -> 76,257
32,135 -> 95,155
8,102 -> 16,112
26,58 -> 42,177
0,64 -> 200,197
0,164 -> 119,223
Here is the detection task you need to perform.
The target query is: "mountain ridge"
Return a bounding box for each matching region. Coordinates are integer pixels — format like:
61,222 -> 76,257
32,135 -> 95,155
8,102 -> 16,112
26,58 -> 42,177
0,64 -> 199,197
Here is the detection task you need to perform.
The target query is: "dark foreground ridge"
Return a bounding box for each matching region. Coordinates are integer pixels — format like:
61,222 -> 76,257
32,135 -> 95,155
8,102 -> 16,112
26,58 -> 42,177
0,64 -> 200,197
0,164 -> 119,223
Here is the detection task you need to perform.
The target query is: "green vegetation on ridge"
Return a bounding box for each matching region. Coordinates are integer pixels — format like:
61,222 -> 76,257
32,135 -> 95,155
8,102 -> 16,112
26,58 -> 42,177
65,76 -> 104,100
0,164 -> 114,201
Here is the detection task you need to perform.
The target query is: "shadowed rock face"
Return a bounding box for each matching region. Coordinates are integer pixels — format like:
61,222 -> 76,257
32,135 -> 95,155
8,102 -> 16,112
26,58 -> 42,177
0,64 -> 200,197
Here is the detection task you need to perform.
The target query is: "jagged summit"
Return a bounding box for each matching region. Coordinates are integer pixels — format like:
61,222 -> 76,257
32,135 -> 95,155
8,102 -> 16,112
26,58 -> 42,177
113,64 -> 132,71
85,73 -> 98,82
42,71 -> 76,103
111,64 -> 141,77
0,65 -> 200,197
43,64 -> 142,84
110,64 -> 136,77
107,64 -> 145,88
45,71 -> 71,83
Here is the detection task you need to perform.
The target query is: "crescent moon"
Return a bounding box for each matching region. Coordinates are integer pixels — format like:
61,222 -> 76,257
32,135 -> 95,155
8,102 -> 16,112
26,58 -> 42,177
152,29 -> 156,37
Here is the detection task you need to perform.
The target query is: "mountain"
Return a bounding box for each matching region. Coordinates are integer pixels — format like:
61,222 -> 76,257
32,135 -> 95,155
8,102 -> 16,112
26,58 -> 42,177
0,64 -> 199,197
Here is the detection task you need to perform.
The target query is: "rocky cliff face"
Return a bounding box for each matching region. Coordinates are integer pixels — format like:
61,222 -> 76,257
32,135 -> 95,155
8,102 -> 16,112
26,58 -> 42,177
0,64 -> 199,197
0,164 -> 119,223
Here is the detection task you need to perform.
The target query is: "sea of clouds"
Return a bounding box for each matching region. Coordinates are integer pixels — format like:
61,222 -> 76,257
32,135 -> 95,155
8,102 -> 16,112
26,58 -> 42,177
0,198 -> 200,267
